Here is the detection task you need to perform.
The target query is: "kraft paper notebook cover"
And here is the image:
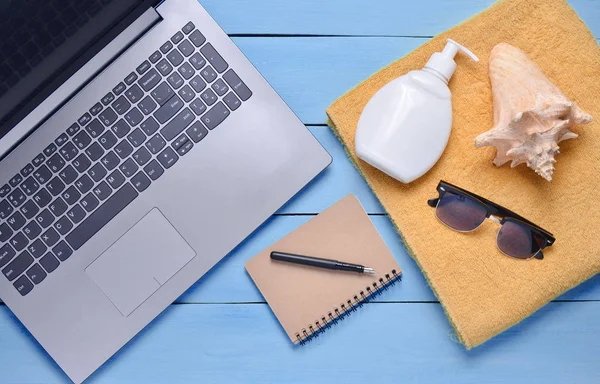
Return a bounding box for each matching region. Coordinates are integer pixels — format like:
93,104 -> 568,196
245,195 -> 402,344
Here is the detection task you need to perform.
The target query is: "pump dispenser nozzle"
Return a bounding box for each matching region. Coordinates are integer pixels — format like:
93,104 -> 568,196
425,39 -> 478,83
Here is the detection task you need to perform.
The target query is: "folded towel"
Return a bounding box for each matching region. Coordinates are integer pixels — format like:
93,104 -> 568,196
327,0 -> 600,348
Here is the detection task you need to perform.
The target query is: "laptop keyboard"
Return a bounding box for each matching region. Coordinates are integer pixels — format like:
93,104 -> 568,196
0,22 -> 252,296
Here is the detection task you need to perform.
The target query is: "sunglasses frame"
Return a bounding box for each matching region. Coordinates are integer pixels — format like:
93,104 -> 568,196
427,180 -> 556,260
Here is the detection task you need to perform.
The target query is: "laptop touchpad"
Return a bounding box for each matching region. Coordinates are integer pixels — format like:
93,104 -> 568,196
86,208 -> 196,317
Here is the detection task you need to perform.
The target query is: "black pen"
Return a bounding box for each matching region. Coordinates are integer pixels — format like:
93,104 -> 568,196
270,251 -> 376,274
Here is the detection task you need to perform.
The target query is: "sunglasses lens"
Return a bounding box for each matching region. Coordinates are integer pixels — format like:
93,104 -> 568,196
497,220 -> 545,259
435,191 -> 488,231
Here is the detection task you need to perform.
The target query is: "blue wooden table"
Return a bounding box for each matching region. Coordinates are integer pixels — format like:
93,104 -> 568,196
2,1 -> 600,382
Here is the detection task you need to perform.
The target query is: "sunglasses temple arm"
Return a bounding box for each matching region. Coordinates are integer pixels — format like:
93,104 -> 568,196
427,198 -> 439,207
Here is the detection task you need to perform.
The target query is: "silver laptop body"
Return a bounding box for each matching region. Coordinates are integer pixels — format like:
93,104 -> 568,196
0,0 -> 331,382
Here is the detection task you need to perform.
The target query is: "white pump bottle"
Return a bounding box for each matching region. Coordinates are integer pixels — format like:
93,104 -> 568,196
355,39 -> 478,183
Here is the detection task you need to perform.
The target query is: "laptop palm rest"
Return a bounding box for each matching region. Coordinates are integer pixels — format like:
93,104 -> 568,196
85,208 -> 196,317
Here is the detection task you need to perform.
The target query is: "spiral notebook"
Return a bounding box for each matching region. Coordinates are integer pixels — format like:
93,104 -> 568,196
245,195 -> 402,344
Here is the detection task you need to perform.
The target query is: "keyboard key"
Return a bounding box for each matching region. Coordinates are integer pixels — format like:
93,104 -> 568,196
178,39 -> 194,57
75,175 -> 94,194
115,140 -> 134,159
33,165 -> 52,185
167,49 -> 184,66
60,142 -> 79,161
81,193 -> 99,213
44,143 -> 57,157
112,119 -> 131,138
0,244 -> 16,269
47,177 -> 65,196
189,53 -> 206,70
178,85 -> 195,102
190,98 -> 207,116
156,59 -> 173,76
55,133 -> 69,147
138,68 -> 161,92
23,221 -> 41,240
36,209 -> 55,229
101,92 -> 115,106
179,62 -> 195,80
190,75 -> 206,93
125,84 -> 144,104
8,211 -> 26,230
211,79 -> 229,96
40,252 -> 59,273
53,241 -> 72,261
124,72 -> 138,85
186,121 -> 208,143
160,41 -> 173,54
0,184 -> 11,197
112,96 -> 131,115
160,108 -> 195,141
151,82 -> 175,105
0,199 -> 13,219
144,159 -> 164,181
88,163 -> 107,182
9,174 -> 23,187
106,170 -> 126,189
0,223 -> 12,243
133,147 -> 152,166
167,72 -> 184,89
21,164 -> 34,179
72,154 -> 92,173
113,82 -> 127,96
66,183 -> 139,250
171,31 -> 184,44
13,275 -> 34,296
101,151 -> 120,171
85,119 -> 105,138
146,134 -> 166,155
99,107 -> 118,127
139,96 -> 158,115
182,22 -> 195,34
201,102 -> 230,130
21,200 -> 39,220
21,177 -> 39,196
41,227 -> 60,247
223,69 -> 252,101
136,60 -> 151,75
149,50 -> 162,63
131,172 -> 151,192
85,142 -> 105,162
8,189 -> 26,208
66,123 -> 80,136
99,131 -> 118,150
158,147 -> 179,169
125,107 -> 144,127
59,166 -> 77,185
223,91 -> 241,111
28,239 -> 47,259
177,140 -> 193,156
120,159 -> 139,178
49,197 -> 68,217
62,186 -> 81,206
90,102 -> 103,116
172,134 -> 189,151
200,43 -> 228,73
47,153 -> 66,173
26,263 -> 46,284
54,216 -> 73,235
189,30 -> 206,47
78,113 -> 92,126
73,130 -> 92,149
154,95 -> 183,124
33,188 -> 52,208
200,89 -> 217,106
67,204 -> 86,224
127,128 -> 146,147
139,119 -> 159,138
200,65 -> 217,83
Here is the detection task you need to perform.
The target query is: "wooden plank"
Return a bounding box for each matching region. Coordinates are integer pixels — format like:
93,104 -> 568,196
2,302 -> 599,383
200,0 -> 600,38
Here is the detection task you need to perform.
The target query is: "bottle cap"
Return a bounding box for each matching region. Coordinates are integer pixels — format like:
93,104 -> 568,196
424,39 -> 479,82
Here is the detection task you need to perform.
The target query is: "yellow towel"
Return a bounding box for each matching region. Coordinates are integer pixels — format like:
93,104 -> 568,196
327,0 -> 600,348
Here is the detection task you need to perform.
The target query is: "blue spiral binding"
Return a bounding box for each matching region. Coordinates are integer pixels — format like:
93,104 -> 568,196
295,269 -> 402,345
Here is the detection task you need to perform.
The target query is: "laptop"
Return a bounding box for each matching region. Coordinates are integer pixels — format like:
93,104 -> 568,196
0,0 -> 331,382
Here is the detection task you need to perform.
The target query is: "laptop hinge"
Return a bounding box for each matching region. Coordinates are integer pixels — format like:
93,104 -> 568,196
0,7 -> 162,159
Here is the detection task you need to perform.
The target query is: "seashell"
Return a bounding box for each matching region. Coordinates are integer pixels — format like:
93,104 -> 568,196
474,43 -> 592,181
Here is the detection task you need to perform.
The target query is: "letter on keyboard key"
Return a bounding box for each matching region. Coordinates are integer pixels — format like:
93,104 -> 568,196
21,201 -> 39,220
0,200 -> 13,219
112,119 -> 131,138
54,216 -> 73,236
2,250 -> 34,281
160,108 -> 195,140
13,275 -> 34,296
154,95 -> 183,124
0,223 -> 12,243
8,211 -> 25,231
27,239 -> 47,259
223,69 -> 252,101
99,107 -> 118,127
67,184 -> 139,250
53,241 -> 73,261
67,205 -> 86,225
8,189 -> 26,208
93,182 -> 112,201
200,44 -> 228,73
85,119 -> 105,138
201,102 -> 230,130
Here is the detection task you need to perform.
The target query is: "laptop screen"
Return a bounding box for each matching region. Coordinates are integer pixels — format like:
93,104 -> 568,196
0,0 -> 152,141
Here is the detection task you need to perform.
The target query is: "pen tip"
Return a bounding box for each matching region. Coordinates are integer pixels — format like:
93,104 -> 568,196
364,267 -> 376,274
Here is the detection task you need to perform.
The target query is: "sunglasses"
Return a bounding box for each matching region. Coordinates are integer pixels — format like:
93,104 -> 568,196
428,181 -> 555,260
